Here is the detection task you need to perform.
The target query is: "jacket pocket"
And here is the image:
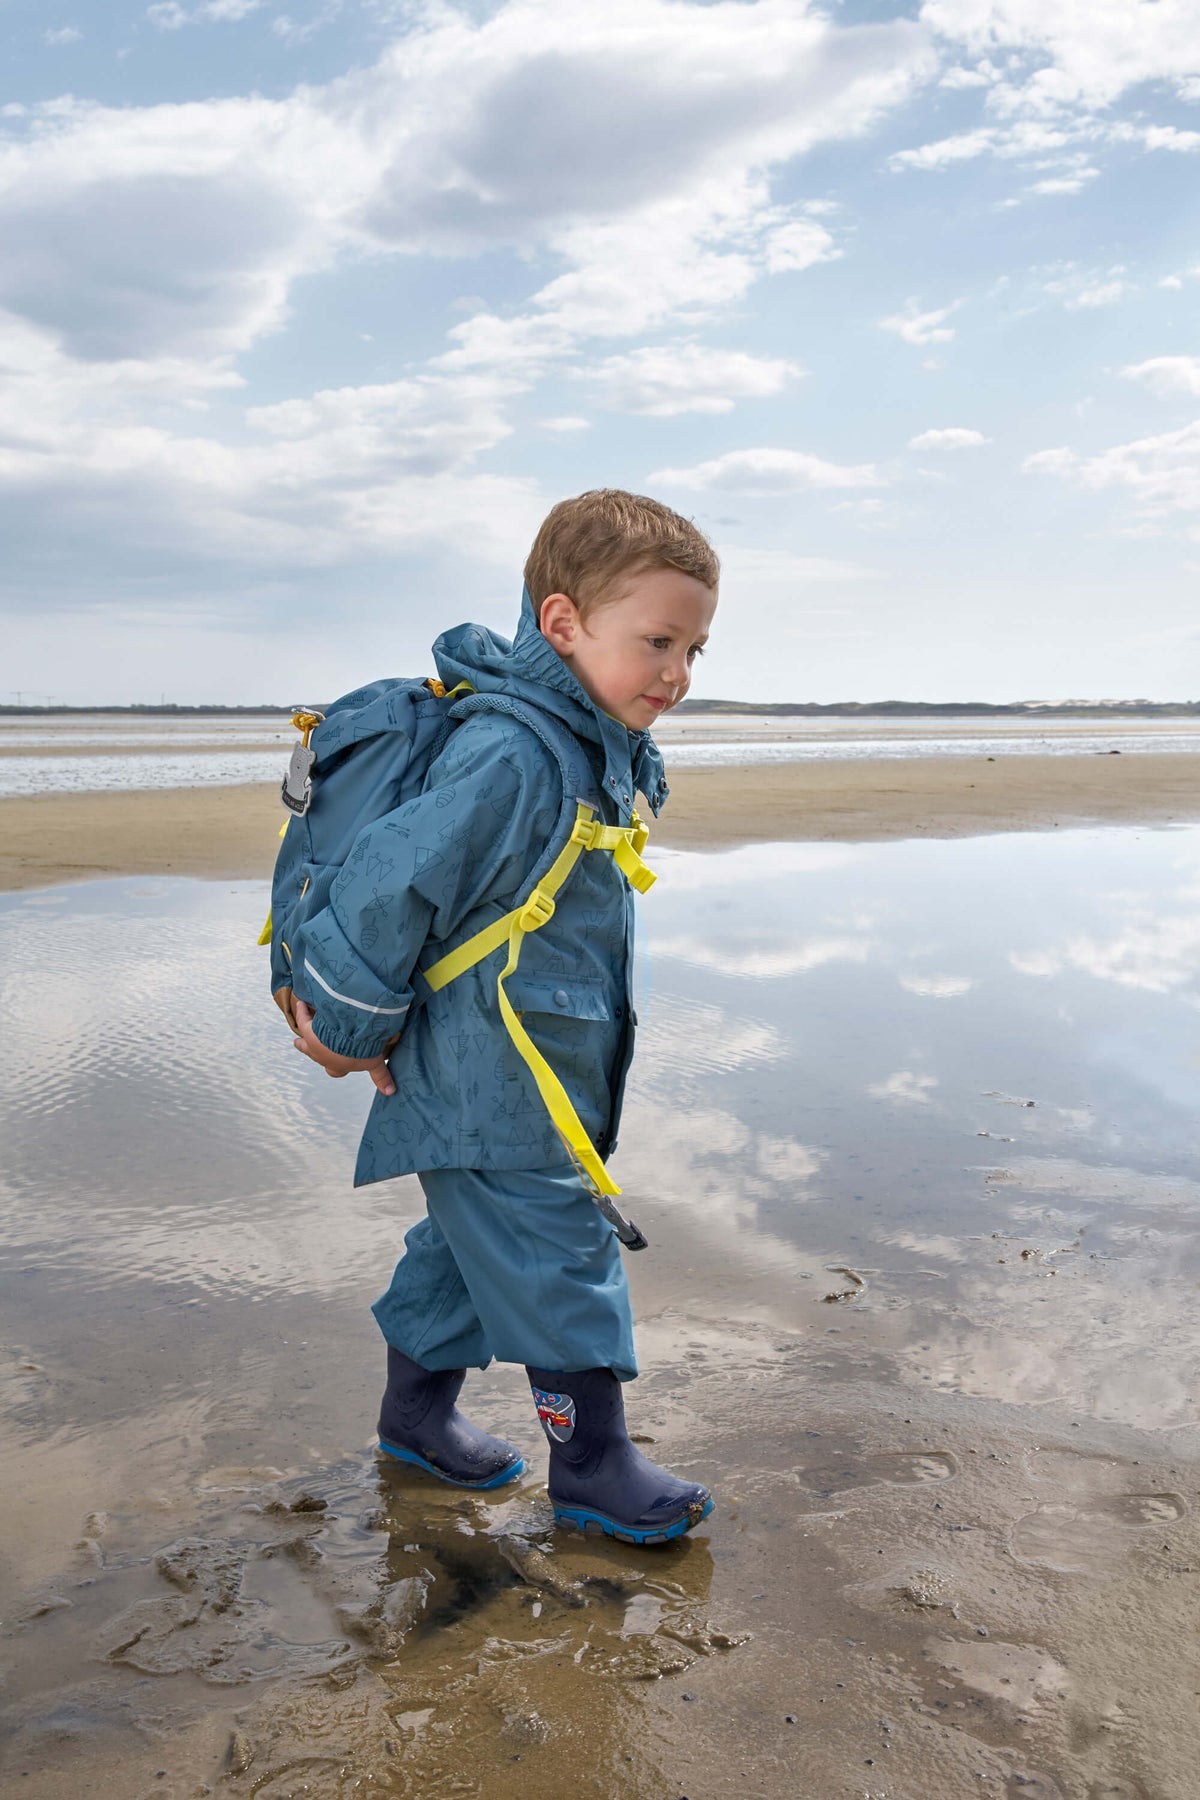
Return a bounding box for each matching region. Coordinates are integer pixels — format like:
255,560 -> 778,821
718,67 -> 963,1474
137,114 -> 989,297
501,974 -> 612,1022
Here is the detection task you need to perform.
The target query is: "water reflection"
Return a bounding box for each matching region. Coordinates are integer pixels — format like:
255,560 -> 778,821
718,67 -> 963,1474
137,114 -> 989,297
3,830 -> 1199,1795
622,827 -> 1200,1426
2,828 -> 1198,1418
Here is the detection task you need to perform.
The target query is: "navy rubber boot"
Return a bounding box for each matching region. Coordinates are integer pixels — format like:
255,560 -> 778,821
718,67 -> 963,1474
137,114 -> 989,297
527,1366 -> 714,1545
378,1347 -> 524,1490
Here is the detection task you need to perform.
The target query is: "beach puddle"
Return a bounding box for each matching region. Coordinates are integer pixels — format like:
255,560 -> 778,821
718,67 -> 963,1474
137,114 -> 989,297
4,826 -> 1200,1796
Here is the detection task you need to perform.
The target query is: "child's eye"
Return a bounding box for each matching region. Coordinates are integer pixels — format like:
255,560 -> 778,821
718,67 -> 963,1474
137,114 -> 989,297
688,644 -> 705,660
649,637 -> 672,650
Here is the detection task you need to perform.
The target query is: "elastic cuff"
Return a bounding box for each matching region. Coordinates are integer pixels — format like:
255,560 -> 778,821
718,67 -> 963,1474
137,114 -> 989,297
311,1018 -> 396,1061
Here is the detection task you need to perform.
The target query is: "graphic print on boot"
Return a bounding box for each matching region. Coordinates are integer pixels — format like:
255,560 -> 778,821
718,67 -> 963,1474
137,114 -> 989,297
378,1346 -> 524,1490
531,1386 -> 577,1443
527,1365 -> 713,1545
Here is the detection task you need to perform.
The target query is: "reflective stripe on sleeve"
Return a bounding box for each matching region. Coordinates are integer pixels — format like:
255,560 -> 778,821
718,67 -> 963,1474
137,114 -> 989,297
303,958 -> 411,1016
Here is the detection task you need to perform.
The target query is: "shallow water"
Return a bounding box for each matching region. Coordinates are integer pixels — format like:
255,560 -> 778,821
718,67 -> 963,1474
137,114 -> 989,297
2,829 -> 1199,1798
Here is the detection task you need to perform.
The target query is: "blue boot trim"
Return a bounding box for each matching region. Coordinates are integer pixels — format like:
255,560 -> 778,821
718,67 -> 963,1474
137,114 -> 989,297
527,1364 -> 716,1543
552,1492 -> 714,1545
379,1436 -> 525,1491
377,1347 -> 523,1489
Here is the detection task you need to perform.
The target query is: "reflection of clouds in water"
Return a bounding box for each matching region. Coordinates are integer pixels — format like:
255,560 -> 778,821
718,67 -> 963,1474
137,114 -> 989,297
880,1230 -> 968,1263
651,841 -> 859,893
896,1279 -> 1200,1428
1010,949 -> 1061,978
883,1150 -> 1200,1426
1011,902 -> 1200,995
637,995 -> 785,1071
617,1093 -> 828,1281
1063,914 -> 1200,993
0,887 -> 407,1298
868,1070 -> 939,1105
654,932 -> 875,980
898,973 -> 973,998
987,1157 -> 1200,1213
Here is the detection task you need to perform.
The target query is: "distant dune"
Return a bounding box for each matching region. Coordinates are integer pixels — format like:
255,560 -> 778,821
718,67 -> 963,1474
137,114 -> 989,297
2,699 -> 1198,720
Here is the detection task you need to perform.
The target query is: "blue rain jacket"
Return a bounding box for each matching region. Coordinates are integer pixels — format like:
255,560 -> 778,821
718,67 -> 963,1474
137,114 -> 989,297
289,588 -> 669,1186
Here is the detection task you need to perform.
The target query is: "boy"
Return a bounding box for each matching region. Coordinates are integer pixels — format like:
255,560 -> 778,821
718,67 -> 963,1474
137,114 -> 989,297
287,489 -> 719,1545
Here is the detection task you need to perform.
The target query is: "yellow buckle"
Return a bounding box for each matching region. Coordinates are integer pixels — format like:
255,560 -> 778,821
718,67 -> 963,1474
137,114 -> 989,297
571,816 -> 603,850
518,890 -> 555,932
630,810 -> 649,856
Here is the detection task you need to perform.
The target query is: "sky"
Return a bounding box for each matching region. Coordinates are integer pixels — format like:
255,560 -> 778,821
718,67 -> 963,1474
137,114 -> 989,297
2,0 -> 1199,706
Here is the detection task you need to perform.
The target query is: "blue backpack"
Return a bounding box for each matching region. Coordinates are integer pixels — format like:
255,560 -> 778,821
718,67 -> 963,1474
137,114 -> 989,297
259,678 -> 469,1000
259,677 -> 656,1243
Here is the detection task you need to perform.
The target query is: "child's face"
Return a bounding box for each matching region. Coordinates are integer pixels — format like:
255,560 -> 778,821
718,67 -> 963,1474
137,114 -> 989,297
540,566 -> 718,733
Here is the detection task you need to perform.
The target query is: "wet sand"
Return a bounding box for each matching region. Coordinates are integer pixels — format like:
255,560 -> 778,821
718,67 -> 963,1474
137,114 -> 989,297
2,749 -> 1197,889
4,832 -> 1200,1798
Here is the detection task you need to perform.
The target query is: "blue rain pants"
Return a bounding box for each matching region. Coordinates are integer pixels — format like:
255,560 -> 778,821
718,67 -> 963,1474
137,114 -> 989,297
371,1165 -> 638,1383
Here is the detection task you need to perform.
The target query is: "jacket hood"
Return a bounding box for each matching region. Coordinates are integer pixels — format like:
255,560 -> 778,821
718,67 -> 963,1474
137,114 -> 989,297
432,585 -> 668,815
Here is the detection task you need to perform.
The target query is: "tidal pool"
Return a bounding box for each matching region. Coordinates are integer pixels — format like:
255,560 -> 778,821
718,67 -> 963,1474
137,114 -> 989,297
2,827 -> 1198,1799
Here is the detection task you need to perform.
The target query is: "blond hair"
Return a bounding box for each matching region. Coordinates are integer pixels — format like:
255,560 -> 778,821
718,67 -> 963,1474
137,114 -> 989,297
524,489 -> 719,619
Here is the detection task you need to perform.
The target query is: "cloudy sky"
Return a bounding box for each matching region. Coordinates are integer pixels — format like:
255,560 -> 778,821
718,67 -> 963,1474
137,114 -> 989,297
3,0 -> 1199,705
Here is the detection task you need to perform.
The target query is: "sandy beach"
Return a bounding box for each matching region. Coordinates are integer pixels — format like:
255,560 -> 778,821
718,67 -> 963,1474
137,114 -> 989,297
1,750 -> 1197,889
4,758 -> 1200,1800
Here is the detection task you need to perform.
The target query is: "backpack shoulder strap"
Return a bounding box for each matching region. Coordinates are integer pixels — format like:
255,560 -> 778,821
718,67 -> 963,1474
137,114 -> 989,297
421,696 -> 656,1204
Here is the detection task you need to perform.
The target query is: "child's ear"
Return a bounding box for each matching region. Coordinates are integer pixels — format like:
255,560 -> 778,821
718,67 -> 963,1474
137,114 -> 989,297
539,592 -> 579,658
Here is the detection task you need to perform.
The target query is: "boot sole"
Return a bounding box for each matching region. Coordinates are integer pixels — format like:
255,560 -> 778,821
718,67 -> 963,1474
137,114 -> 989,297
552,1494 -> 714,1545
378,1438 -> 525,1490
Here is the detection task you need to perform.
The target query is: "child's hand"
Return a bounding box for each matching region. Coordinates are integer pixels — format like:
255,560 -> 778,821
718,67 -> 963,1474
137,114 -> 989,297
292,1000 -> 398,1097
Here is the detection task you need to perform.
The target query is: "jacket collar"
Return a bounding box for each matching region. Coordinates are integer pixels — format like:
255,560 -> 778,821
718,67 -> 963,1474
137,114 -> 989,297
433,586 -> 669,816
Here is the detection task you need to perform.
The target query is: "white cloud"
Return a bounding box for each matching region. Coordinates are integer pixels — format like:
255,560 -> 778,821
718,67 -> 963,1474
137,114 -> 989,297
581,342 -> 803,416
1122,356 -> 1200,399
1022,447 -> 1079,477
539,415 -> 591,432
148,0 -> 264,24
761,213 -> 842,273
43,26 -> 83,45
890,128 -> 998,170
1041,265 -> 1133,309
891,111 -> 1200,194
908,426 -> 990,449
647,447 -> 885,494
879,298 -> 962,345
1071,280 -> 1130,308
1029,167 -> 1098,195
272,7 -> 340,46
0,0 -> 934,580
1118,123 -> 1200,153
1023,422 -> 1200,519
921,0 -> 1200,116
939,61 -> 999,89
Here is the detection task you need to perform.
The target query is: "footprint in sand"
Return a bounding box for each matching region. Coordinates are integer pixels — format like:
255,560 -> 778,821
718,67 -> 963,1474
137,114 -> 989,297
1088,1783 -> 1153,1800
796,1449 -> 958,1497
1010,1493 -> 1186,1574
1007,1774 -> 1066,1799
